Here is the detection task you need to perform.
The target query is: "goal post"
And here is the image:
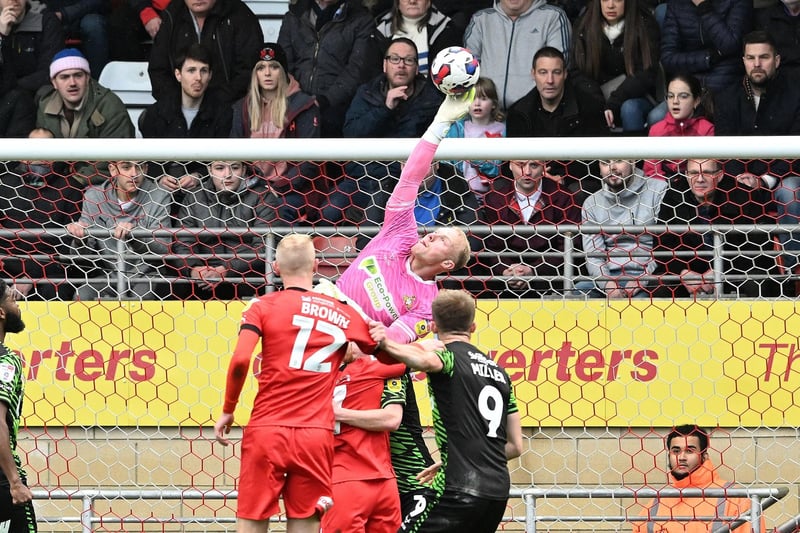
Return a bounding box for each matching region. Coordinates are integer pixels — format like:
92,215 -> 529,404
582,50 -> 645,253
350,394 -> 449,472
5,135 -> 799,531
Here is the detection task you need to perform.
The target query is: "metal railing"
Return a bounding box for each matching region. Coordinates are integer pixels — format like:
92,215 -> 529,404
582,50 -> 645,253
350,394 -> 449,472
516,486 -> 789,533
30,486 -> 788,532
2,222 -> 795,300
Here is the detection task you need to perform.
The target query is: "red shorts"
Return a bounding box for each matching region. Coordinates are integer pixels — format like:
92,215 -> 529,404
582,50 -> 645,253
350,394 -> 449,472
237,425 -> 334,520
322,478 -> 401,533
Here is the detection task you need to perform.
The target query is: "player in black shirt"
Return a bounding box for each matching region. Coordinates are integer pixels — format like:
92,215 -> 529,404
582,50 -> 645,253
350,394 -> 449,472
372,289 -> 523,533
0,279 -> 36,532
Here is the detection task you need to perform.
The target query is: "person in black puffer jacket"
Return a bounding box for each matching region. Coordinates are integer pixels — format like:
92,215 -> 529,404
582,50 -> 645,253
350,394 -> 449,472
0,0 -> 63,137
278,0 -> 376,137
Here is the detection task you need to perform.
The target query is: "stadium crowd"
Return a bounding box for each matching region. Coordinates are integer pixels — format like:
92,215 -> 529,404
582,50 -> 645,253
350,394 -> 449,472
0,0 -> 799,300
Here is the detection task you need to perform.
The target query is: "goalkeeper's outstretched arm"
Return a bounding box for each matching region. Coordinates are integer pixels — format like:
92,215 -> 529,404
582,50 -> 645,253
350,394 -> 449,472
387,90 -> 476,211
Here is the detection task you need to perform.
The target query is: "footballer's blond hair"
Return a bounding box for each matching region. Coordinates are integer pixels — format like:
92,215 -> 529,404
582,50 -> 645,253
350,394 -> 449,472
450,227 -> 471,271
275,234 -> 315,276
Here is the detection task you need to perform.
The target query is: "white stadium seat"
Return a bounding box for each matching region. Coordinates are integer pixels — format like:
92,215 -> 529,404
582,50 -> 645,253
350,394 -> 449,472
245,0 -> 289,42
98,61 -> 155,138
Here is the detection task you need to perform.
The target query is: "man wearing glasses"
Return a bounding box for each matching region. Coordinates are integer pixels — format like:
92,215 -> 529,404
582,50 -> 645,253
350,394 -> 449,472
322,38 -> 443,225
343,38 -> 443,142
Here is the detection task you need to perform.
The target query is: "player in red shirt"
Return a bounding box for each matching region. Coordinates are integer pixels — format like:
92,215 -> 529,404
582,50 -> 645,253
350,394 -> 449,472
214,233 -> 381,533
324,356 -> 406,532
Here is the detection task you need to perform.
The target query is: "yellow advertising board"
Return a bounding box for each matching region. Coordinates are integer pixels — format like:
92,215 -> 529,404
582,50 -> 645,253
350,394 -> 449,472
11,299 -> 800,427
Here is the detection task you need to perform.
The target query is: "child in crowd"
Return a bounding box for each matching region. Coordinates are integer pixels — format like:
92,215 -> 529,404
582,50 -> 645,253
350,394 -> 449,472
644,73 -> 714,179
444,77 -> 505,202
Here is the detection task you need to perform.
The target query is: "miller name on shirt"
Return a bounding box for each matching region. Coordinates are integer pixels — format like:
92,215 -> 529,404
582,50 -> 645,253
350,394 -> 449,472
469,351 -> 507,384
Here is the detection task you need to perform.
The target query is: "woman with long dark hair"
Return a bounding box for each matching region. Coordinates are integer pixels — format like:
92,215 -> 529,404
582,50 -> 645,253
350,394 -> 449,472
572,0 -> 660,133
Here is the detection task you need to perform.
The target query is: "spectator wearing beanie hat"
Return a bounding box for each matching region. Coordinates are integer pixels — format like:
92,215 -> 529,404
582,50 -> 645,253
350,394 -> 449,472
230,42 -> 321,225
36,48 -> 135,185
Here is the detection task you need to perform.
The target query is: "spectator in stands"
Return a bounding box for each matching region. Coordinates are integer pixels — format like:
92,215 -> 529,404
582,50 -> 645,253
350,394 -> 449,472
443,76 -> 505,203
44,0 -> 109,77
644,73 -> 714,179
413,161 -> 480,229
756,0 -> 800,83
714,30 -> 800,278
632,424 -> 765,533
464,0 -> 572,110
655,0 -> 751,124
36,48 -> 135,185
171,160 -> 276,299
479,159 -> 580,297
140,43 -> 232,207
109,0 -> 168,61
368,0 -> 489,23
148,0 -> 263,105
278,0 -> 375,138
577,159 -> 667,298
0,127 -> 82,300
66,161 -> 171,300
0,0 -> 63,138
373,0 -> 466,77
570,0 -> 660,134
230,42 -> 322,225
653,158 -> 780,298
506,46 -> 608,199
321,38 -> 442,225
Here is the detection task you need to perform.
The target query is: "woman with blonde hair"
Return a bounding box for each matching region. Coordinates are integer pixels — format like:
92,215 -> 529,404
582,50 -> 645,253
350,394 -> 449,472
231,43 -> 321,224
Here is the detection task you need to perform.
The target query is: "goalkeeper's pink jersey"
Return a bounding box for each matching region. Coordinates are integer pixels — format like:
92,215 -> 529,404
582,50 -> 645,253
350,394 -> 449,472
336,140 -> 439,344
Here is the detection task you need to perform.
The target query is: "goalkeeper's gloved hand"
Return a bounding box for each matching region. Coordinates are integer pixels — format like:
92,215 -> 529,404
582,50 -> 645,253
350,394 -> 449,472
422,88 -> 476,144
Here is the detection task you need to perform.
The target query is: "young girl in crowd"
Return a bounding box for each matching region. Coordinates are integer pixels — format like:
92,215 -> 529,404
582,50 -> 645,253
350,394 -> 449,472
444,77 -> 505,202
644,73 -> 714,179
230,42 -> 321,223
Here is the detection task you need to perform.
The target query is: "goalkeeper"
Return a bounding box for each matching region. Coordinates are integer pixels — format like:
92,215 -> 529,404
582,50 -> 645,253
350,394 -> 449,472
334,89 -> 475,344
320,90 -> 476,531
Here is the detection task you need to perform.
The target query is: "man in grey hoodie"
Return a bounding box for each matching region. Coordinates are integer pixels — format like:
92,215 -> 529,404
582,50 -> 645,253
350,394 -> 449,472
577,160 -> 668,298
464,0 -> 571,109
65,161 -> 172,300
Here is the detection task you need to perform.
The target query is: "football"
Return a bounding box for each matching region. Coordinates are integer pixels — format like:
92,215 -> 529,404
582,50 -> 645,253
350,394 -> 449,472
430,46 -> 480,96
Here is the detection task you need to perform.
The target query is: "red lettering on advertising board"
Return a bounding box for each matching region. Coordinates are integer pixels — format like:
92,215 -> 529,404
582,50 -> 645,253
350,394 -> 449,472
488,342 -> 659,382
21,341 -> 156,382
760,343 -> 800,382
